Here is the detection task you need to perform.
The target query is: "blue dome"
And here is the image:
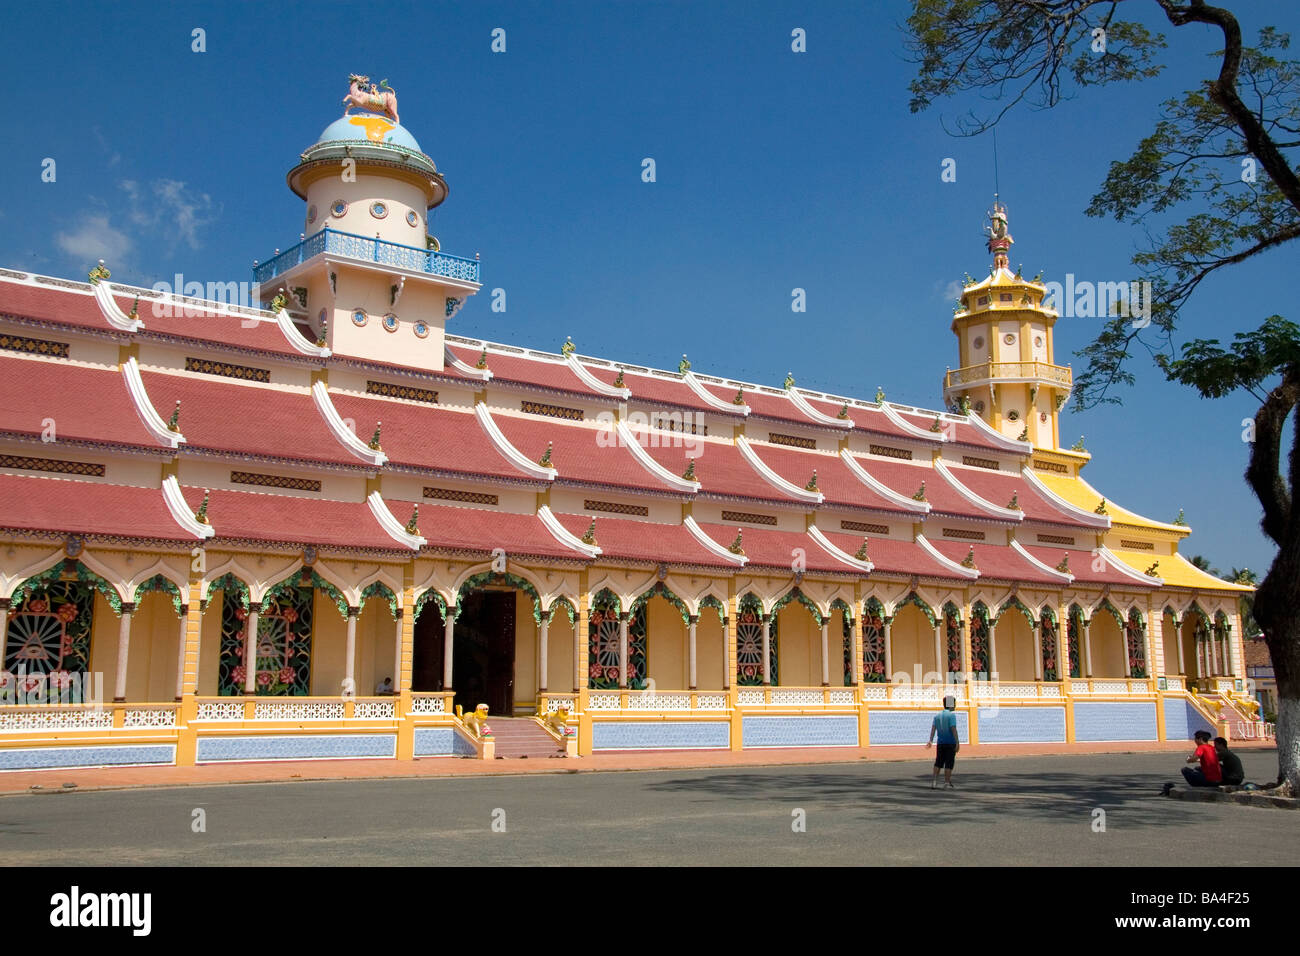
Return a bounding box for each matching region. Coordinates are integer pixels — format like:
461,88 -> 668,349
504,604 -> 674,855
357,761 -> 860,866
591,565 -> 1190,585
315,114 -> 423,152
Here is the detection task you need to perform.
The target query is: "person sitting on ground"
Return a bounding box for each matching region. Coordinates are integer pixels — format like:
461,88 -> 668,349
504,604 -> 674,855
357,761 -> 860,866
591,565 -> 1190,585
1181,730 -> 1222,787
1214,736 -> 1244,786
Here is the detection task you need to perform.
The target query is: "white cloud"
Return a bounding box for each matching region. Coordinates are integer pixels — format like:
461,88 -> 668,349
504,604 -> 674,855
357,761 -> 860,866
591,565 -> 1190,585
121,178 -> 216,249
55,214 -> 132,264
937,278 -> 965,303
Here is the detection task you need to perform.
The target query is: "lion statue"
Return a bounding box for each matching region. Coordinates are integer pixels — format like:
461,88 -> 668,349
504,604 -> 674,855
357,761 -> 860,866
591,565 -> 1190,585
455,702 -> 491,738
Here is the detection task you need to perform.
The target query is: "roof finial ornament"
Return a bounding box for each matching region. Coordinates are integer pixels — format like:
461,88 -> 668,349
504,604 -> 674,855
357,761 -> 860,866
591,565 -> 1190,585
728,529 -> 745,555
88,260 -> 110,285
167,400 -> 181,433
682,458 -> 696,481
581,519 -> 598,546
343,74 -> 399,124
538,441 -> 553,468
194,489 -> 210,525
985,198 -> 1013,271
368,422 -> 382,450
783,371 -> 795,389
678,354 -> 691,374
561,336 -> 576,357
405,505 -> 420,535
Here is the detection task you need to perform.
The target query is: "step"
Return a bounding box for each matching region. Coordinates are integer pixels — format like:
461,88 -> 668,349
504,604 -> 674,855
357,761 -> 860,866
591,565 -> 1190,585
487,717 -> 566,758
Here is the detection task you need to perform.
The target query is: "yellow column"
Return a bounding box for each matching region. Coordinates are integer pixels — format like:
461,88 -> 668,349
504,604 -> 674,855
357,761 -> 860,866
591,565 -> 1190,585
577,580 -> 593,756
728,589 -> 742,751
961,601 -> 978,745
395,569 -> 417,762
176,580 -> 205,767
1059,603 -> 1075,743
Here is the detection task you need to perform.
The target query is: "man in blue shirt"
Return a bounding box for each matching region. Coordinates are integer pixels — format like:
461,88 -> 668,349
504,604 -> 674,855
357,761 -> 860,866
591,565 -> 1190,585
926,695 -> 960,789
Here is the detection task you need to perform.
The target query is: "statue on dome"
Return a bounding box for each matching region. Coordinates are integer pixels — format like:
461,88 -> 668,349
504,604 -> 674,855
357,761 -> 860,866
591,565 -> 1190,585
985,199 -> 1013,268
343,74 -> 399,124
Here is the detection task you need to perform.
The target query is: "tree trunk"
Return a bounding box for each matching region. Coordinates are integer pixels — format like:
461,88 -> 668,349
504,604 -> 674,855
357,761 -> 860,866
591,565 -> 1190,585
1252,551 -> 1300,794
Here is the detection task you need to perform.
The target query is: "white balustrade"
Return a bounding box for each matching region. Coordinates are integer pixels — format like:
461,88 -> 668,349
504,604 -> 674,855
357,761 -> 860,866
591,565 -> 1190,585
195,701 -> 244,721
695,694 -> 729,710
408,695 -> 447,714
625,692 -> 691,711
122,708 -> 177,728
351,700 -> 396,719
861,685 -> 889,701
587,693 -> 621,711
0,709 -> 114,731
253,700 -> 345,721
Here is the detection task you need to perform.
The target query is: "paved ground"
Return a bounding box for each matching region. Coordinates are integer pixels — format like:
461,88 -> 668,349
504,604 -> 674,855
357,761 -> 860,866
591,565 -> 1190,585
1,750 -> 1290,866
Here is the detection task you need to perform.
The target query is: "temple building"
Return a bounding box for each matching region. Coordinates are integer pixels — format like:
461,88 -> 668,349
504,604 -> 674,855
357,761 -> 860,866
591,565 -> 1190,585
0,84 -> 1259,769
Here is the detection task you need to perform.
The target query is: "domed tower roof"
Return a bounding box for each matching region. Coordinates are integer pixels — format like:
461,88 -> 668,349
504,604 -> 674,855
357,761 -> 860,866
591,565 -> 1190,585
288,112 -> 448,208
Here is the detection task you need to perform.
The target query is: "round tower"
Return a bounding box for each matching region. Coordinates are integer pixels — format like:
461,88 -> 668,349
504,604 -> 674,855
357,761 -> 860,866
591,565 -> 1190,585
943,200 -> 1071,450
255,75 -> 480,370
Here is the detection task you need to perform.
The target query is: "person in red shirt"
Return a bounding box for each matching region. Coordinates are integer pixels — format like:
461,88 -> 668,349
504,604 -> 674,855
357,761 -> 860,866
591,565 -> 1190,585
1181,730 -> 1223,787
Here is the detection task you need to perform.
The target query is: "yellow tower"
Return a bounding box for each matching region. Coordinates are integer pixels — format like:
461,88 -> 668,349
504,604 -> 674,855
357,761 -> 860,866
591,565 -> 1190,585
942,200 -> 1073,451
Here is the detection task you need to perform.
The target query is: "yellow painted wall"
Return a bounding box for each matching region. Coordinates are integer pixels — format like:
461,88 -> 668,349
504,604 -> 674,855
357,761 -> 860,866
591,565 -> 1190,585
1180,617 -> 1203,677
645,595 -> 687,689
547,614 -> 576,692
890,603 -> 936,681
1090,612 -> 1127,678
311,593 -> 348,695
776,603 -> 820,686
996,611 -> 1035,681
124,591 -> 182,702
88,591 -> 120,696
358,603 -> 398,694
697,612 -> 725,689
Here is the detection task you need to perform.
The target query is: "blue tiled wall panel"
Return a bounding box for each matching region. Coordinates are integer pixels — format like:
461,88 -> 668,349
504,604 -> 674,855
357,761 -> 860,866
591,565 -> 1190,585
741,715 -> 859,748
868,709 -> 969,745
976,706 -> 1066,743
1163,698 -> 1215,741
196,734 -> 396,762
413,727 -> 477,756
0,744 -> 175,772
593,721 -> 730,750
1073,702 -> 1159,741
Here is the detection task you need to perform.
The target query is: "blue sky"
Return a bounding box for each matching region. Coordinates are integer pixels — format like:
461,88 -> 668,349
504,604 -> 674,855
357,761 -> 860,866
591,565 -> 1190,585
1,0 -> 1295,576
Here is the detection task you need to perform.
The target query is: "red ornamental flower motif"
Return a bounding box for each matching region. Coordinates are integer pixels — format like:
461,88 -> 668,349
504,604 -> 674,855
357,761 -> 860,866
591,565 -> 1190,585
742,665 -> 757,677
231,665 -> 246,684
60,636 -> 74,653
0,672 -> 13,688
278,666 -> 295,683
626,665 -> 637,678
21,676 -> 43,692
282,608 -> 298,623
873,661 -> 885,674
589,664 -> 603,678
27,599 -> 49,614
55,604 -> 78,623
49,670 -> 74,689
256,670 -> 273,687
606,667 -> 619,681
235,607 -> 247,621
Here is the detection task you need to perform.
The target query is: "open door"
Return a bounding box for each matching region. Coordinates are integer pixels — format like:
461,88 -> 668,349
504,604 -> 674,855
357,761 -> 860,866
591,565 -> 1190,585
453,589 -> 516,716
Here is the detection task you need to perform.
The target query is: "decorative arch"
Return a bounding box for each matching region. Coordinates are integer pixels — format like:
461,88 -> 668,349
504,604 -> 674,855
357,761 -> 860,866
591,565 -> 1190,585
359,580 -> 399,619
829,597 -> 854,625
771,587 -> 825,625
897,591 -> 937,627
1185,602 -> 1211,628
414,588 -> 448,621
134,573 -> 185,616
4,562 -> 103,678
206,572 -> 250,610
545,595 -> 577,625
457,570 -> 541,624
12,559 -> 123,615
588,588 -> 634,689
1213,610 -> 1232,676
997,596 -> 1036,628
630,581 -> 690,624
699,594 -> 726,624
1096,598 -> 1125,629
267,568 -> 348,619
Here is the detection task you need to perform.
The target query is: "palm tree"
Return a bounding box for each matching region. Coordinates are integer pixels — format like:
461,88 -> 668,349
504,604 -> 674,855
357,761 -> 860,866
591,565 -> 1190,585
1227,567 -> 1262,640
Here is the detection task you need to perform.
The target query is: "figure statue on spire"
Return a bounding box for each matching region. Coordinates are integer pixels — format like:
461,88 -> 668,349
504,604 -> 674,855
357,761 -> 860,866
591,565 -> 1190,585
985,198 -> 1013,271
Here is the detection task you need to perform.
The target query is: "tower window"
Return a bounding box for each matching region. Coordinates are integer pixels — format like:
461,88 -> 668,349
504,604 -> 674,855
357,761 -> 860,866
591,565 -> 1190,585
352,309 -> 368,327
972,336 -> 984,351
1007,410 -> 1020,421
413,320 -> 429,339
406,210 -> 419,228
331,200 -> 348,217
382,313 -> 398,332
999,293 -> 1013,302
370,201 -> 388,219
307,204 -> 318,225
1003,333 -> 1016,345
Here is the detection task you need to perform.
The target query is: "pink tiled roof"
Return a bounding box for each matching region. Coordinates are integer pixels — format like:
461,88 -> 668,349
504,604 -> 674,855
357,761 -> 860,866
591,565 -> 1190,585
492,415 -> 680,493
180,485 -> 401,551
700,383 -> 815,426
0,473 -> 196,541
928,539 -> 1062,584
1021,544 -> 1156,587
633,431 -> 803,504
448,346 -> 604,397
847,455 -> 985,519
746,442 -> 910,514
554,512 -> 736,568
0,357 -> 158,450
381,497 -> 591,560
896,410 -> 1007,452
943,466 -> 1086,527
0,281 -> 111,332
803,397 -> 928,443
692,521 -> 855,573
329,393 -> 536,482
141,371 -> 359,467
817,528 -> 965,580
583,364 -> 728,415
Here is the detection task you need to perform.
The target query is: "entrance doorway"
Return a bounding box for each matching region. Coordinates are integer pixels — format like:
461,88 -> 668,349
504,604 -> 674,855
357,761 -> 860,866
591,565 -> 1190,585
454,589 -> 516,716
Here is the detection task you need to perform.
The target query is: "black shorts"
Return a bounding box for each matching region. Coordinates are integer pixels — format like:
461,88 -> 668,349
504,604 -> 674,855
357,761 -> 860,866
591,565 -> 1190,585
934,743 -> 957,769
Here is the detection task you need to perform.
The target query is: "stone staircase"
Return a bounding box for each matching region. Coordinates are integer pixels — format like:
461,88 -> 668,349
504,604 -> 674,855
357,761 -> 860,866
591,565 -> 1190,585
489,717 -> 566,759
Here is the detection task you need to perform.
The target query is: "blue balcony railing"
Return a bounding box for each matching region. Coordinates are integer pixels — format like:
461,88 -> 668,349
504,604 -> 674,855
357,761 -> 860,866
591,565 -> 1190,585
253,227 -> 480,286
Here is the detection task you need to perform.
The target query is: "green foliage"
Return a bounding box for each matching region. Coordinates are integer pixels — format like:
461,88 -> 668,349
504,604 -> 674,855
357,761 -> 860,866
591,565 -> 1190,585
1162,316 -> 1300,401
